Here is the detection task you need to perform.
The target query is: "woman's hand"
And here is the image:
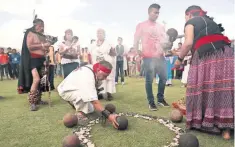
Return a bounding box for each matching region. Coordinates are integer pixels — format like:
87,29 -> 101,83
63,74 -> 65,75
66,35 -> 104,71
170,50 -> 179,56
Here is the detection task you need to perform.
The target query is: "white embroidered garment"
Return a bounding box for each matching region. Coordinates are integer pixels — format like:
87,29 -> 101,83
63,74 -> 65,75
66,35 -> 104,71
57,65 -> 97,114
90,41 -> 116,94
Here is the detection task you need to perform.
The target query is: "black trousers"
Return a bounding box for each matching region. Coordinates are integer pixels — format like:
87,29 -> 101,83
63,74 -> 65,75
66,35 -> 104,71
11,63 -> 19,78
176,70 -> 183,79
115,61 -> 124,82
49,65 -> 55,90
8,63 -> 13,78
0,64 -> 8,79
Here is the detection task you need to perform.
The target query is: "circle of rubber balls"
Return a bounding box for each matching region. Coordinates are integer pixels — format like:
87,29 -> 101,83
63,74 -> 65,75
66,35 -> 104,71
72,112 -> 186,147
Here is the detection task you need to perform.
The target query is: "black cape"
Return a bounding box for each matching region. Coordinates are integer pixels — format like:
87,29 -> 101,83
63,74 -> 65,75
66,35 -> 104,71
17,30 -> 32,94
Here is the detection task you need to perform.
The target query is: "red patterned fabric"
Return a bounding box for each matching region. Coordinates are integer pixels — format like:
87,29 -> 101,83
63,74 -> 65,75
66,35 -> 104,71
194,34 -> 231,50
186,46 -> 234,132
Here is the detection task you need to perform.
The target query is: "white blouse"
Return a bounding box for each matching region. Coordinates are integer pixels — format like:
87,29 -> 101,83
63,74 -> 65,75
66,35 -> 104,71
59,41 -> 80,65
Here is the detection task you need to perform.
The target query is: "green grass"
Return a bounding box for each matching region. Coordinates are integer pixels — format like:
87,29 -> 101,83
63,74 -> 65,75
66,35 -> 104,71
0,78 -> 234,147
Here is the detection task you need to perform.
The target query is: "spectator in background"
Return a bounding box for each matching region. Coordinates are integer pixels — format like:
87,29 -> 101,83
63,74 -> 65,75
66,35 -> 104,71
10,49 -> 21,79
83,47 -> 90,65
0,48 -> 9,80
48,46 -> 56,90
173,43 -> 183,79
7,47 -> 13,79
127,47 -> 137,77
115,37 -> 125,85
55,50 -> 63,77
135,50 -> 142,76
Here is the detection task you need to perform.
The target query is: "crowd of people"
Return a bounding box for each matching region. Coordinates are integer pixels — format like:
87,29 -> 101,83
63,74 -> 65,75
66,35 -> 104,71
0,3 -> 234,141
0,47 -> 21,81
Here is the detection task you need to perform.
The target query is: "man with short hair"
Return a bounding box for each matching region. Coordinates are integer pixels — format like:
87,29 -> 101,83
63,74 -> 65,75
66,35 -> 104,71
57,60 -> 119,127
10,49 -> 21,79
7,47 -> 14,79
115,37 -> 125,85
134,4 -> 170,111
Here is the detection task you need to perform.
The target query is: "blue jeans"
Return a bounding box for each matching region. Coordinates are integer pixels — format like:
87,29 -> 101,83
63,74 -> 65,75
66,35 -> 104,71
56,64 -> 63,76
140,61 -> 145,76
49,65 -> 55,89
143,57 -> 167,105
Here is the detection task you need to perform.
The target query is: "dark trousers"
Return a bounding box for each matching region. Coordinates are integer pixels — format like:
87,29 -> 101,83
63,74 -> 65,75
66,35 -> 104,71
115,61 -> 124,83
172,70 -> 175,79
124,70 -> 128,77
0,64 -> 9,79
143,57 -> 167,105
140,62 -> 145,76
11,63 -> 19,78
49,65 -> 55,89
62,62 -> 79,79
8,63 -> 13,78
176,70 -> 183,79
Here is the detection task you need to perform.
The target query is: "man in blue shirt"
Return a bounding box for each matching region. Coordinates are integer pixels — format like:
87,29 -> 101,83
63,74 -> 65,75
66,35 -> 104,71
10,49 -> 21,79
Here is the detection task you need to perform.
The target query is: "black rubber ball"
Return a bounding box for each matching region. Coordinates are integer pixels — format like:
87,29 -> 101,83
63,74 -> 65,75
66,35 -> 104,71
178,134 -> 199,147
116,116 -> 128,130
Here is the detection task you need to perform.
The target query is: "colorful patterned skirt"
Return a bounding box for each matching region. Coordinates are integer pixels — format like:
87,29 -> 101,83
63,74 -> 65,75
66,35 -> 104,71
186,46 -> 234,133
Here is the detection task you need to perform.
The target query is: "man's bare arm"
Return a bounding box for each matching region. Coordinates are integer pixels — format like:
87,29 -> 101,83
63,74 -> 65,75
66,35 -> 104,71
133,24 -> 142,50
91,100 -> 105,112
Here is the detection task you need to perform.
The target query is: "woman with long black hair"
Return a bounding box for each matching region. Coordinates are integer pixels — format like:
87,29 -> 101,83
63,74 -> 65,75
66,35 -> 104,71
174,5 -> 234,140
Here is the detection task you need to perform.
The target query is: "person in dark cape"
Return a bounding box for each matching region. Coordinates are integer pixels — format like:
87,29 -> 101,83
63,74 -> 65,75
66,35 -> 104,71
18,18 -> 51,111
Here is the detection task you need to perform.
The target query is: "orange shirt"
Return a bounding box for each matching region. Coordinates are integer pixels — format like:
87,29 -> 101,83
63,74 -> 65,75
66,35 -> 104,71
0,53 -> 9,64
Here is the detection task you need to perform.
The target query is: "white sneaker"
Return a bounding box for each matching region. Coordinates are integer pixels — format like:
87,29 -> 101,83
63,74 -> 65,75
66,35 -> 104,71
121,82 -> 125,85
115,82 -> 118,85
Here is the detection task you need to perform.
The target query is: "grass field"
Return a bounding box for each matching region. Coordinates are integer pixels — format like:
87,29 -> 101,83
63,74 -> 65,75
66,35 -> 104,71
0,78 -> 234,147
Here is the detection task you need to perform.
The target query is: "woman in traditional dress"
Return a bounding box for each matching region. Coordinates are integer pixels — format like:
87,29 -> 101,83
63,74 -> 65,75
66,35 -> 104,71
127,47 -> 137,77
174,5 -> 234,139
90,28 -> 116,100
59,29 -> 80,79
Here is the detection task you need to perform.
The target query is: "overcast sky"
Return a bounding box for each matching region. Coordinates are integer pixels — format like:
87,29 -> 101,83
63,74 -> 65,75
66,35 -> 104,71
0,0 -> 234,50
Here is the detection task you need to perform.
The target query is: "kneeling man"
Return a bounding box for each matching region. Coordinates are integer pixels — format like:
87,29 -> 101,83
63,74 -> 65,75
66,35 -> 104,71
57,60 -> 118,127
